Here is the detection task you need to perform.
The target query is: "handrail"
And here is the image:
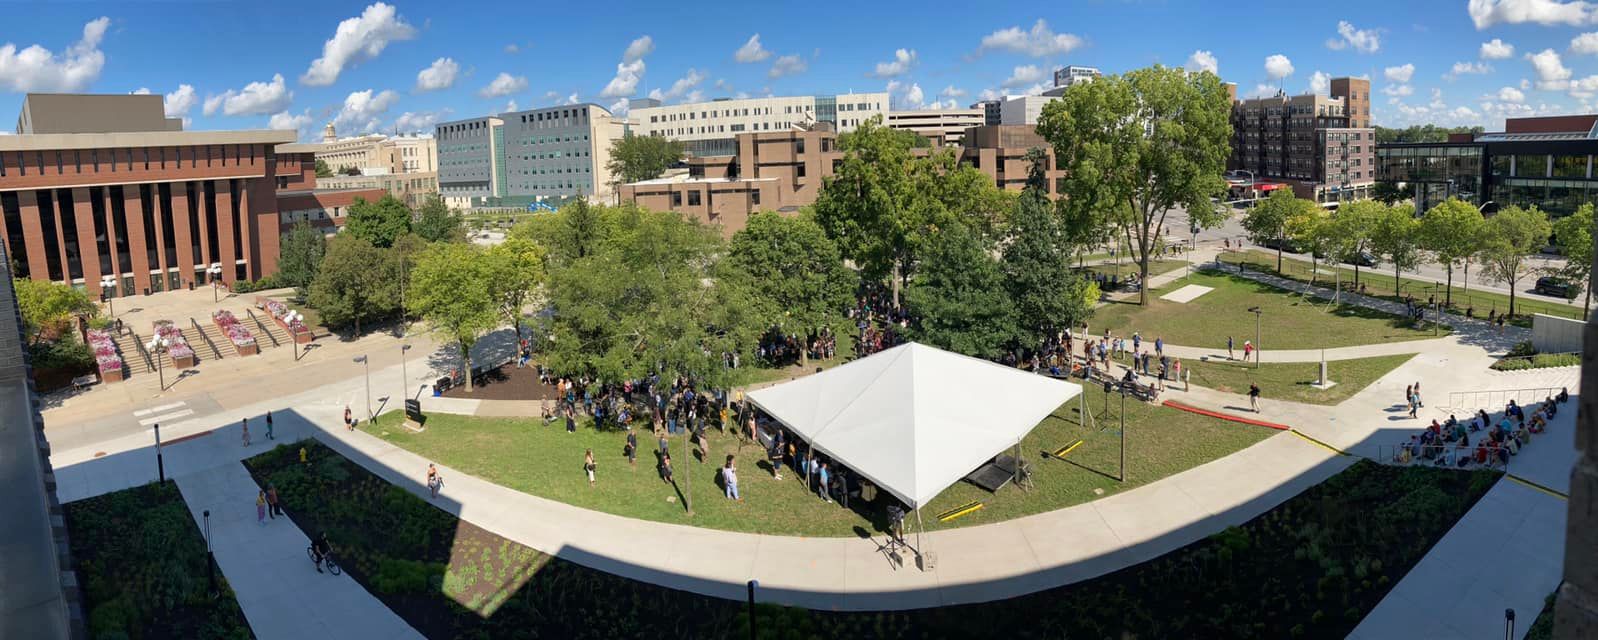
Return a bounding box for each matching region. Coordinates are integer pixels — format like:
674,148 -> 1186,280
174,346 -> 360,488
129,329 -> 153,371
1444,386 -> 1561,411
190,318 -> 224,360
246,308 -> 281,348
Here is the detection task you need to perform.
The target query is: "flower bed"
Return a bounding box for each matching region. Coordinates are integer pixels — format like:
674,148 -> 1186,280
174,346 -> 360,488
86,329 -> 123,383
153,320 -> 196,368
256,296 -> 312,344
211,310 -> 258,356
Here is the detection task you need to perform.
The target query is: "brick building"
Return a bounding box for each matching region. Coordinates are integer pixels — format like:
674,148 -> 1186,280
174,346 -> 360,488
0,94 -> 382,298
1229,77 -> 1376,203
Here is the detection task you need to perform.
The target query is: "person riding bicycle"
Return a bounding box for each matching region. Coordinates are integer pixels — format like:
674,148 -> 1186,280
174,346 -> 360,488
311,532 -> 331,573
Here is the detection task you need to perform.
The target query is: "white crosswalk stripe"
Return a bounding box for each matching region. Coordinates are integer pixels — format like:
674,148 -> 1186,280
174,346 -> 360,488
137,409 -> 194,426
133,402 -> 185,417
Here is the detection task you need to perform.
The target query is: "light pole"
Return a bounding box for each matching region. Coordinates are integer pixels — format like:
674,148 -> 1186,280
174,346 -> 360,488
1118,381 -> 1127,482
207,264 -> 223,303
203,509 -> 216,598
147,335 -> 169,391
400,343 -> 412,400
1247,306 -> 1263,369
99,276 -> 117,316
154,422 -> 165,482
353,355 -> 372,425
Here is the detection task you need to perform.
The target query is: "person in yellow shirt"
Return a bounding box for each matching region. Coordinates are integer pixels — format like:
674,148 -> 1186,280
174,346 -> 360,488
299,447 -> 308,465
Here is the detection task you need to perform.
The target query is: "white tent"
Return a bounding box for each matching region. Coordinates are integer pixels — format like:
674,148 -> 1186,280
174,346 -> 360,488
746,342 -> 1082,510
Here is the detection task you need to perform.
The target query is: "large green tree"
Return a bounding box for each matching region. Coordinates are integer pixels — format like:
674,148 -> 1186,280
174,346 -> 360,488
314,158 -> 332,178
905,224 -> 1017,358
1418,198 -> 1485,307
1478,205 -> 1553,318
725,211 -> 853,367
1369,203 -> 1421,296
1038,65 -> 1233,304
412,194 -> 463,243
306,236 -> 399,335
14,279 -> 95,345
1003,149 -> 1095,345
276,222 -> 327,290
1242,189 -> 1315,271
343,194 -> 412,248
408,242 -> 500,393
484,237 -> 545,345
605,133 -> 685,185
1552,203 -> 1594,317
1285,203 -> 1332,285
1327,200 -> 1382,287
515,199 -> 616,265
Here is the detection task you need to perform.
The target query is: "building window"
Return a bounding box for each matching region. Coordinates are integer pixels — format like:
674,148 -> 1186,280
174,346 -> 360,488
671,191 -> 682,207
751,190 -> 760,205
687,191 -> 702,206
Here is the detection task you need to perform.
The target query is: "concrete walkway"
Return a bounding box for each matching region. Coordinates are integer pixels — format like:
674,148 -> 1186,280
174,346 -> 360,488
175,464 -> 422,640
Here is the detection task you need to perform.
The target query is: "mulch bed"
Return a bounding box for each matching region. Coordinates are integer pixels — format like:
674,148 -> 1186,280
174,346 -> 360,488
438,362 -> 562,401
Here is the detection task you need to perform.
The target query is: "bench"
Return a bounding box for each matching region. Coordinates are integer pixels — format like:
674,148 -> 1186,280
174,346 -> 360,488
71,375 -> 98,390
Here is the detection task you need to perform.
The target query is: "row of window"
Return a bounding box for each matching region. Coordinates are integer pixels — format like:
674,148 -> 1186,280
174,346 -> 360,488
0,144 -> 263,178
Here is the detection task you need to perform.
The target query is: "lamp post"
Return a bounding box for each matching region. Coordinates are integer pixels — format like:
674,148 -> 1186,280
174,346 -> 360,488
207,263 -> 223,303
400,343 -> 412,400
153,422 -> 165,482
746,580 -> 758,640
99,276 -> 117,316
203,509 -> 216,598
353,355 -> 372,425
1247,306 -> 1263,369
1118,381 -> 1127,482
1503,608 -> 1515,640
147,335 -> 169,391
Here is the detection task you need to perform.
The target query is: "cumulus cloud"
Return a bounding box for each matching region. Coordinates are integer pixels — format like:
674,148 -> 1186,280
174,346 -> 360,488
979,19 -> 1083,57
1497,86 -> 1528,102
504,43 -> 519,54
872,48 -> 917,78
203,74 -> 293,117
1247,83 -> 1278,99
1383,84 -> 1415,97
1447,61 -> 1493,79
608,97 -> 629,117
332,88 -> 399,133
1185,50 -> 1218,75
599,36 -> 653,98
1573,32 -> 1598,54
0,16 -> 110,92
479,72 -> 528,98
977,88 -> 1001,101
267,109 -> 315,139
939,85 -> 968,99
1481,38 -> 1516,59
393,109 -> 449,133
648,68 -> 707,102
734,34 -> 770,63
415,57 -> 458,92
769,54 -> 807,79
886,80 -> 926,109
1468,0 -> 1598,29
623,36 -> 654,62
1002,64 -> 1046,88
1264,54 -> 1294,80
1527,48 -> 1573,89
504,99 -> 518,113
1309,71 -> 1331,94
301,2 -> 416,86
1325,21 -> 1380,53
1384,63 -> 1416,83
162,84 -> 197,118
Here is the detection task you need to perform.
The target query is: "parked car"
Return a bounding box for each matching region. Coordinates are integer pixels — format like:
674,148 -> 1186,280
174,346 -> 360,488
1257,237 -> 1303,253
1534,276 -> 1581,299
1341,251 -> 1377,267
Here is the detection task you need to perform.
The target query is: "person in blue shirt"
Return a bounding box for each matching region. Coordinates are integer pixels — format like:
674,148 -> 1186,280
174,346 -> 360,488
817,462 -> 832,503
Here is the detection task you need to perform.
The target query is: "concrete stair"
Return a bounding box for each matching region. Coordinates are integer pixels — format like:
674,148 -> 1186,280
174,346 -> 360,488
245,309 -> 290,350
190,320 -> 229,360
112,331 -> 154,375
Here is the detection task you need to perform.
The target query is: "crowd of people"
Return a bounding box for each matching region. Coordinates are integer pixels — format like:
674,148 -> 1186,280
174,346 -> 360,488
1395,388 -> 1569,468
755,327 -> 838,367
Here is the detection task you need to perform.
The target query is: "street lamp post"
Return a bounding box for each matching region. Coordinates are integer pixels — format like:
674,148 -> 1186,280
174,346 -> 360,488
147,335 -> 169,391
1119,381 -> 1127,482
203,509 -> 216,598
1247,306 -> 1263,369
353,355 -> 372,425
154,422 -> 165,483
207,264 -> 223,303
400,344 -> 412,400
99,276 -> 117,316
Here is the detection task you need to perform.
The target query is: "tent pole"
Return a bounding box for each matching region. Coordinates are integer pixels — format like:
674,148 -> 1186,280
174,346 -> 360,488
915,507 -> 925,569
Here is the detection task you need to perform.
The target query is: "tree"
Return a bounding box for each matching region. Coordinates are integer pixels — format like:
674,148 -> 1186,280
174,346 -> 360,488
1003,149 -> 1095,345
341,166 -> 361,176
1242,189 -> 1314,272
1369,203 -> 1421,296
306,236 -> 399,335
1477,205 -> 1553,318
483,237 -> 545,345
14,279 -> 95,345
905,224 -> 1017,358
605,133 -> 685,185
314,158 -> 333,178
1552,203 -> 1594,317
1285,204 -> 1332,285
1327,200 -> 1381,287
1038,65 -> 1232,304
1418,198 -> 1485,307
276,222 -> 327,290
1371,181 -> 1408,206
1374,124 -> 1485,144
516,199 -> 616,265
343,194 -> 412,248
725,211 -> 854,367
412,194 -> 463,243
409,243 -> 499,393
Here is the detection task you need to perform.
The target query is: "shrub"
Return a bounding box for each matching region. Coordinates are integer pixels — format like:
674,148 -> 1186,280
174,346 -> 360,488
1506,340 -> 1537,358
372,558 -> 434,594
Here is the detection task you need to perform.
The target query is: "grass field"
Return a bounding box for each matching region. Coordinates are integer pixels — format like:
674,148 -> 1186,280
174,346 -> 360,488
1076,258 -> 1194,282
1177,353 -> 1415,405
362,398 -> 1275,538
1090,270 -> 1446,350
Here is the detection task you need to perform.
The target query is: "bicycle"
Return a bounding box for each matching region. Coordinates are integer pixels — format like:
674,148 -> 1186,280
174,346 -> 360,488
307,545 -> 341,575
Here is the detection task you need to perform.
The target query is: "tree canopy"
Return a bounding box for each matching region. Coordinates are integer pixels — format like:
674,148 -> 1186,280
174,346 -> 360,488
1373,124 -> 1484,144
275,222 -> 327,290
905,224 -> 1017,358
14,278 -> 95,345
483,237 -> 546,343
314,158 -> 333,178
725,211 -> 854,365
1242,189 -> 1316,271
1418,198 -> 1485,306
1368,203 -> 1421,292
412,194 -> 463,243
605,133 -> 685,185
306,235 -> 399,334
1551,203 -> 1594,315
1003,149 -> 1096,344
409,242 -> 500,392
1477,205 -> 1552,317
343,194 -> 412,248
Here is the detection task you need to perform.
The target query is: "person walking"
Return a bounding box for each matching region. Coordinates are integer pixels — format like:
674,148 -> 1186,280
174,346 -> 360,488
625,430 -> 638,467
1227,336 -> 1235,361
1243,340 -> 1254,363
817,462 -> 833,503
1413,381 -> 1423,408
426,463 -> 440,499
723,455 -> 741,501
267,484 -> 281,519
1154,336 -> 1164,357
344,406 -> 353,431
265,410 -> 274,440
241,418 -> 251,447
661,452 -> 675,485
1248,383 -> 1261,412
584,449 -> 597,488
256,490 -> 267,526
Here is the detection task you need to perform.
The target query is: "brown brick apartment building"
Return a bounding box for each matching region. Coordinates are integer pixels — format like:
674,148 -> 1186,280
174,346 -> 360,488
618,123 -> 1066,234
0,94 -> 381,298
1230,77 -> 1376,203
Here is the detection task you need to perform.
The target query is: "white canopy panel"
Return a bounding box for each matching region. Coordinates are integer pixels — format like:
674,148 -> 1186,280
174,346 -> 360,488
747,342 -> 1081,508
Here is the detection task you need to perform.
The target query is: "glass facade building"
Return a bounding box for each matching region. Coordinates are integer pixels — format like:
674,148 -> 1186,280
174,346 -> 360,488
1376,125 -> 1598,217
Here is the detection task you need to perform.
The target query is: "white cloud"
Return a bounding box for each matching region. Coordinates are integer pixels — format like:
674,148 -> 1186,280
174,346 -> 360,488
163,84 -> 196,118
1429,87 -> 1447,109
504,43 -> 519,54
1572,32 -> 1598,54
904,83 -> 924,108
608,97 -> 629,117
979,19 -> 1083,57
203,74 -> 292,116
623,35 -> 654,63
1185,50 -> 1218,75
1481,38 -> 1516,59
769,54 -> 807,79
504,99 -> 518,112
1447,61 -> 1493,79
939,85 -> 968,99
1522,78 -> 1533,89
301,2 -> 416,86
131,87 -> 150,94
872,48 -> 917,77
1453,106 -> 1479,119
1527,48 -> 1573,89
1002,64 -> 1046,88
415,57 -> 458,92
566,93 -> 580,105
1383,84 -> 1415,97
977,88 -> 1001,101
1497,86 -> 1528,102
734,34 -> 770,63
647,68 -> 707,102
1468,0 -> 1598,29
1264,54 -> 1294,80
332,88 -> 399,133
1309,71 -> 1331,94
393,110 -> 448,133
267,110 -> 315,139
479,72 -> 528,98
599,36 -> 653,98
1384,63 -> 1416,83
1326,21 -> 1380,53
1247,83 -> 1277,99
0,16 -> 110,92
886,80 -> 926,109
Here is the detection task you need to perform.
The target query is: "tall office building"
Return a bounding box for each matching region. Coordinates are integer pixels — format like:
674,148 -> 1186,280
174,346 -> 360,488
436,115 -> 504,208
886,108 -> 987,146
1228,77 -> 1375,203
632,93 -> 888,157
971,99 -> 1003,126
500,104 -> 628,203
1052,65 -> 1102,89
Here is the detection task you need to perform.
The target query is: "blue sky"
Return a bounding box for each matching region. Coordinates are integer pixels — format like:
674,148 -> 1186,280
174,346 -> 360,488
6,0 -> 1598,140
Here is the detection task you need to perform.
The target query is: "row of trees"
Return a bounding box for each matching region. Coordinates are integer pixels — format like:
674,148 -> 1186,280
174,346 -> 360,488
1242,189 -> 1590,317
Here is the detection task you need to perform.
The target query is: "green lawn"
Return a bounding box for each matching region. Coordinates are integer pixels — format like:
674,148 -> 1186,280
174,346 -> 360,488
1232,249 -> 1587,326
362,398 -> 1275,538
1177,353 -> 1415,405
1091,269 -> 1447,350
1076,258 -> 1193,281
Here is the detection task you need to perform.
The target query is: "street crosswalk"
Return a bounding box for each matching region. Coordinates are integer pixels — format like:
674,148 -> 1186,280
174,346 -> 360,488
133,401 -> 194,427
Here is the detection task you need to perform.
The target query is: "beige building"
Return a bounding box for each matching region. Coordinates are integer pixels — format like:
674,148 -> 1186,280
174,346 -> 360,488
312,126 -> 438,176
886,108 -> 987,146
15,92 -> 182,134
633,93 -> 887,157
960,125 -> 1066,195
315,171 -> 439,208
1230,77 -> 1375,203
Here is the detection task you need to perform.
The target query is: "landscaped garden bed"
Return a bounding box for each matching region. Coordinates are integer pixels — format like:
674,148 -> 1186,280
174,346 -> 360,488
256,297 -> 312,344
152,320 -> 197,368
1491,341 -> 1581,371
64,480 -> 253,640
86,328 -> 124,383
246,441 -> 1496,638
211,310 -> 258,357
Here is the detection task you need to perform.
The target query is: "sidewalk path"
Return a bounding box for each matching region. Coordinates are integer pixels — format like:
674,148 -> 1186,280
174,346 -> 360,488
175,465 -> 422,640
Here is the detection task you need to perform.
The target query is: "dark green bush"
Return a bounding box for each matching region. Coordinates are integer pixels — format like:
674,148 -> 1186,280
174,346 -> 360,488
1506,340 -> 1538,358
